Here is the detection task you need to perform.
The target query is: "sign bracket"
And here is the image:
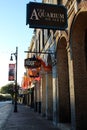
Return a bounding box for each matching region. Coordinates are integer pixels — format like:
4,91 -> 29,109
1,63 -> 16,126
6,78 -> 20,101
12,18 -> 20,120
24,51 -> 55,55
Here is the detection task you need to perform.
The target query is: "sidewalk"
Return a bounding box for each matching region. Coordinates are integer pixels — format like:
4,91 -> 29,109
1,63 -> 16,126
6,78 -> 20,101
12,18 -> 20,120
2,104 -> 59,130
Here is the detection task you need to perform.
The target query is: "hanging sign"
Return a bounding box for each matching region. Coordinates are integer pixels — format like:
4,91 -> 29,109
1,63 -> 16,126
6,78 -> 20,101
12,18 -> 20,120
24,58 -> 41,68
8,64 -> 15,81
26,2 -> 68,30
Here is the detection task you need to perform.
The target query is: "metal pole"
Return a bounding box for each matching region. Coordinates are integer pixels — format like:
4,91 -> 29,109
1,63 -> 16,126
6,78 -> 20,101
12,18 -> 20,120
14,47 -> 18,112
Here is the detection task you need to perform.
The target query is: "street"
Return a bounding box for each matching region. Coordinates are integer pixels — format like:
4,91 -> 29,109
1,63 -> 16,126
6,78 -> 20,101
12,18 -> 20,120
0,101 -> 12,129
0,101 -> 12,108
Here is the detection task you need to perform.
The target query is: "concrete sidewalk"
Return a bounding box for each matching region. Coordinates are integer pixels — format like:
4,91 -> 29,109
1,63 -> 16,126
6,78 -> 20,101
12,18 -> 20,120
2,104 -> 59,130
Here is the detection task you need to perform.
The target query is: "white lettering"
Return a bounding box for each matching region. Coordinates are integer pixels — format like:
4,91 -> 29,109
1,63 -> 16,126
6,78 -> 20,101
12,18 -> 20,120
30,8 -> 65,23
25,60 -> 35,66
30,9 -> 39,20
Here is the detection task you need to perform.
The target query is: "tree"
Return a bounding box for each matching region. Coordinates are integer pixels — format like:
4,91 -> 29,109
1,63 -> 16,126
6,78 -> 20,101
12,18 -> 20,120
0,83 -> 20,102
0,83 -> 14,95
0,83 -> 15,101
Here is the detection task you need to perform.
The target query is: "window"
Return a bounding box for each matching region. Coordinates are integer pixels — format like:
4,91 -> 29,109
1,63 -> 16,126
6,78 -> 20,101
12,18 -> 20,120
37,32 -> 40,53
42,29 -> 44,48
39,32 -> 40,52
47,29 -> 51,37
85,29 -> 87,69
77,0 -> 82,4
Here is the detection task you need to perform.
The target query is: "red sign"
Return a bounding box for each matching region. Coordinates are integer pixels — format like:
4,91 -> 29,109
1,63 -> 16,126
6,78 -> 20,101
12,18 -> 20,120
8,64 -> 15,81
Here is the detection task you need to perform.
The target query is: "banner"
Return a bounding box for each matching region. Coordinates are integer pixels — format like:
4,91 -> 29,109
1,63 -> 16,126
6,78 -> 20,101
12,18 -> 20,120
8,64 -> 15,81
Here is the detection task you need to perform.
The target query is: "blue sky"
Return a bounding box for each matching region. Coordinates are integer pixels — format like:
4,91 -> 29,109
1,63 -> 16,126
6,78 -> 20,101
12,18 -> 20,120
0,0 -> 42,87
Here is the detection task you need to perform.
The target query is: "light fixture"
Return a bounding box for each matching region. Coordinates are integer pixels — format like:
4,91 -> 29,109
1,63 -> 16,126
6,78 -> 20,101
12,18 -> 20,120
10,54 -> 13,61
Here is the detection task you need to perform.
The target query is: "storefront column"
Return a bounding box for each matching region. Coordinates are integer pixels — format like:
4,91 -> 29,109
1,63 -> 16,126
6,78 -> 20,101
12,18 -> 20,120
34,83 -> 37,112
52,64 -> 59,125
68,47 -> 76,130
46,72 -> 48,118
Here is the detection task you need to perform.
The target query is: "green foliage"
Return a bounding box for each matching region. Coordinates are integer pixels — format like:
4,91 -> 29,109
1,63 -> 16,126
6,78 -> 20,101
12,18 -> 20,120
0,83 -> 14,95
0,94 -> 12,101
0,83 -> 20,102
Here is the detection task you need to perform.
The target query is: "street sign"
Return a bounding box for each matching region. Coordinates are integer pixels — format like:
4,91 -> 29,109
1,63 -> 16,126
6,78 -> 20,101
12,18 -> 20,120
26,2 -> 68,30
24,58 -> 41,68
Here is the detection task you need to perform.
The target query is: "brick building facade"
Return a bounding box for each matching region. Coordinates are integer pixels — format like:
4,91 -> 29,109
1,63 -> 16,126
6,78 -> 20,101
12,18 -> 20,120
23,0 -> 87,130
